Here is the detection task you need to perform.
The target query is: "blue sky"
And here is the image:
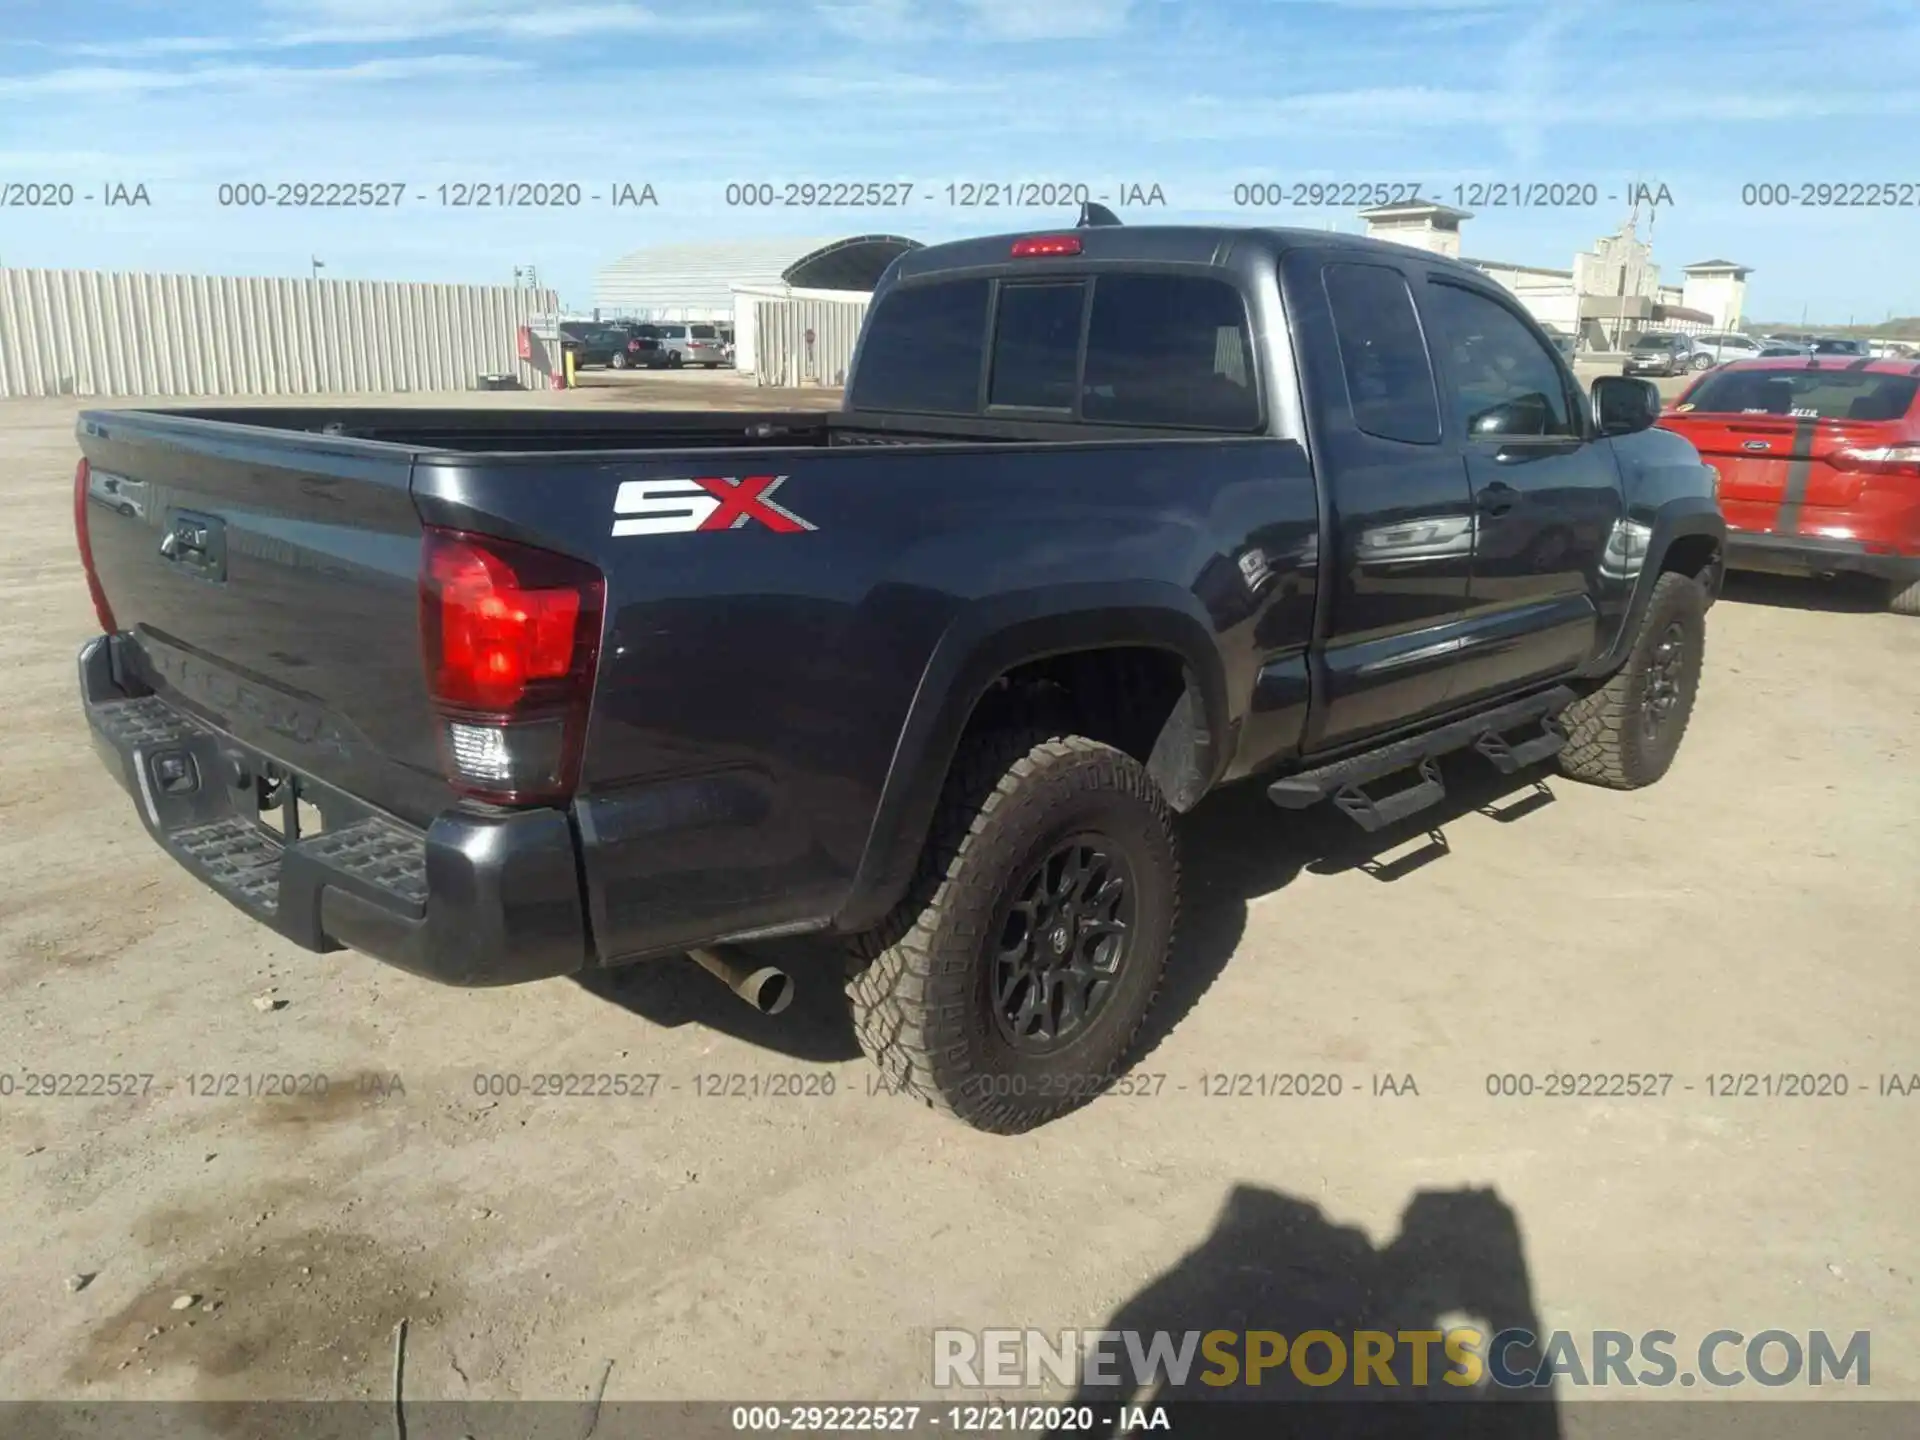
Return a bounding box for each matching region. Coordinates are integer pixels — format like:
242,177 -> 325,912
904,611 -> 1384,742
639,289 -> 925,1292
3,0 -> 1918,319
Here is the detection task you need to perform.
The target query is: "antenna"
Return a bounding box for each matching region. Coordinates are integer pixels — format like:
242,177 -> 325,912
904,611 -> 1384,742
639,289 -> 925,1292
1076,201 -> 1122,228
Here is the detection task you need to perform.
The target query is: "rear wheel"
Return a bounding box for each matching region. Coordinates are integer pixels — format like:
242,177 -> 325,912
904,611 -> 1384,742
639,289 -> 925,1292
1887,578 -> 1920,616
1558,571 -> 1707,790
1690,352 -> 1713,371
609,351 -> 629,370
847,732 -> 1178,1134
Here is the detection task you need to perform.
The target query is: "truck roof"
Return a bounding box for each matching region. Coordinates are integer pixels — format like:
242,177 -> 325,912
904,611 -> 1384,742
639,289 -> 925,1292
889,223 -> 1492,288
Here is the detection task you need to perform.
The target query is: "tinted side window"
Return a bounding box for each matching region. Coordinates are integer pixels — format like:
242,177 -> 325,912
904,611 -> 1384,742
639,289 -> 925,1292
990,282 -> 1085,409
1322,262 -> 1441,444
1426,283 -> 1575,438
1083,274 -> 1259,430
848,278 -> 990,415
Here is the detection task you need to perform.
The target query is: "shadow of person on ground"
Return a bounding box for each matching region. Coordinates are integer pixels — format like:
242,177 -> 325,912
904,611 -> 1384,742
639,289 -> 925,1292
1056,1182 -> 1561,1439
576,755 -> 1560,1069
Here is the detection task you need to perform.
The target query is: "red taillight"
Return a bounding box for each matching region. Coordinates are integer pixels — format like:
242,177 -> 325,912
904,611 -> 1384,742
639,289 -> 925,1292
73,458 -> 118,633
1011,235 -> 1082,258
1830,443 -> 1920,477
628,340 -> 642,352
419,528 -> 604,803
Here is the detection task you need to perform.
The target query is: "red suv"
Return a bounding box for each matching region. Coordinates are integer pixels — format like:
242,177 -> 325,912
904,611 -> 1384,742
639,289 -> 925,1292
1658,356 -> 1920,614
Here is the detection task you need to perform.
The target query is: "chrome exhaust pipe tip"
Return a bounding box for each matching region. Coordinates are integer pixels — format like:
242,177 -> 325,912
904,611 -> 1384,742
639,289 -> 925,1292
738,965 -> 793,1016
688,947 -> 794,1016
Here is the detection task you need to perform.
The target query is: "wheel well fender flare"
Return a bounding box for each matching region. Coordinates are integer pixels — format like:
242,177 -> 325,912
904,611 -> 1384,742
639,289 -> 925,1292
832,582 -> 1227,934
1587,495 -> 1725,676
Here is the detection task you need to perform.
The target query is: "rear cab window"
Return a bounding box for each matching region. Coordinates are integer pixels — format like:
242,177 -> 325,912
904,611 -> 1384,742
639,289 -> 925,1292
1681,369 -> 1920,421
848,278 -> 993,415
1321,261 -> 1441,444
850,269 -> 1261,431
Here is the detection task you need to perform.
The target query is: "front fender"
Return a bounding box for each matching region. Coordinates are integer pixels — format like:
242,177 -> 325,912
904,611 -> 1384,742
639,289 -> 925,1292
831,583 -> 1227,934
1584,492 -> 1725,677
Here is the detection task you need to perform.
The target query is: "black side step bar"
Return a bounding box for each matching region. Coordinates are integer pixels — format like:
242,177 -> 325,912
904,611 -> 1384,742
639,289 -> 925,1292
1268,686 -> 1577,833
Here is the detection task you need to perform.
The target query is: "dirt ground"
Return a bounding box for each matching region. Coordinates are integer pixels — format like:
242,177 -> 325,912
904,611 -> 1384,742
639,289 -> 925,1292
2,374 -> 1917,1413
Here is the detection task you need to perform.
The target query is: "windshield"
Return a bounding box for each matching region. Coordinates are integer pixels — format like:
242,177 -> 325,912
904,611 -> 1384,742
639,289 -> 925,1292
1633,334 -> 1678,351
689,325 -> 717,340
1681,369 -> 1919,421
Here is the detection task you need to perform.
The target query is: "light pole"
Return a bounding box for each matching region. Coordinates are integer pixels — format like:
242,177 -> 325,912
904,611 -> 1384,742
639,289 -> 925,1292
305,259 -> 327,394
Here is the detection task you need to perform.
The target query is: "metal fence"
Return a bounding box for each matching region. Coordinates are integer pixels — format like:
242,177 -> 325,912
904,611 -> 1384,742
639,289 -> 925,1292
0,267 -> 558,399
752,296 -> 868,389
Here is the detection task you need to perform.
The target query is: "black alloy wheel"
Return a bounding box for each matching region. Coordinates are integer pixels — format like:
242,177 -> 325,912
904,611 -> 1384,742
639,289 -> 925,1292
1641,620 -> 1687,742
991,837 -> 1136,1052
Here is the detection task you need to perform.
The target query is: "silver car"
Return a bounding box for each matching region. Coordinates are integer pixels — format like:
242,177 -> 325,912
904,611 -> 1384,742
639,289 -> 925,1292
1690,331 -> 1765,366
1624,331 -> 1705,377
647,322 -> 731,369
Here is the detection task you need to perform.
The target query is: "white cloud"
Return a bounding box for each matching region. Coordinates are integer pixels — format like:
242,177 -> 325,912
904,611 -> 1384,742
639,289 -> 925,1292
66,2 -> 755,57
278,3 -> 756,45
0,54 -> 522,99
813,0 -> 930,41
777,70 -> 1004,99
965,0 -> 1133,39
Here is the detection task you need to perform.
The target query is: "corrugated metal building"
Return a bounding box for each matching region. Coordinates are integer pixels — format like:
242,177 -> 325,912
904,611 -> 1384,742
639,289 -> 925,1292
745,293 -> 871,389
0,267 -> 556,398
595,236 -> 922,386
595,238 -> 847,320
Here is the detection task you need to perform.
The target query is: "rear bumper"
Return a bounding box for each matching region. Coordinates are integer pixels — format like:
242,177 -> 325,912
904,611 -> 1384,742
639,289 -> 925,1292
79,635 -> 591,987
1725,531 -> 1920,584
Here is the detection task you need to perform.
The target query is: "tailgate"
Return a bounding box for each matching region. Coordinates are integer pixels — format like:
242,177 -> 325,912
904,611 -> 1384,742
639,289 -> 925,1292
1672,415 -> 1898,534
78,411 -> 450,827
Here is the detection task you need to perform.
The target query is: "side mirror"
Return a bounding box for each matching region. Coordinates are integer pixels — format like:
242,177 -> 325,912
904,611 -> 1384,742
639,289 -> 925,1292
1591,375 -> 1662,436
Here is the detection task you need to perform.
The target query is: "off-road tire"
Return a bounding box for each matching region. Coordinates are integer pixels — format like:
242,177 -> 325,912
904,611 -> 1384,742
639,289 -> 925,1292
1557,571 -> 1707,789
1886,578 -> 1920,616
846,732 -> 1178,1134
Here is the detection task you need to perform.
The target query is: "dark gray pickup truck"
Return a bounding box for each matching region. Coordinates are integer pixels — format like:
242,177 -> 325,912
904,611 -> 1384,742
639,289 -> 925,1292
73,219 -> 1724,1132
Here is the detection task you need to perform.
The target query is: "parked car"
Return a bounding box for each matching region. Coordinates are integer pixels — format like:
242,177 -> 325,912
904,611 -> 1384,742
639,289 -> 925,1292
557,322 -> 673,371
556,322 -> 632,369
1660,355 -> 1920,614
70,221 -> 1724,1131
647,322 -> 730,368
1691,332 -> 1766,365
1808,337 -> 1873,358
1540,324 -> 1577,361
608,325 -> 675,369
1625,331 -> 1707,376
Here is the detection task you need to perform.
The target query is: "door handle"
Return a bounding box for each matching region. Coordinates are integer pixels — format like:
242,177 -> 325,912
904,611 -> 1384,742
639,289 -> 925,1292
1476,481 -> 1519,516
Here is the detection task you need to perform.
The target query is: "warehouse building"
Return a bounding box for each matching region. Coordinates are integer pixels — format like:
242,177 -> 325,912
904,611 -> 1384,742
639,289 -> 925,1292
1357,202 -> 1747,350
0,266 -> 555,398
594,234 -> 921,382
